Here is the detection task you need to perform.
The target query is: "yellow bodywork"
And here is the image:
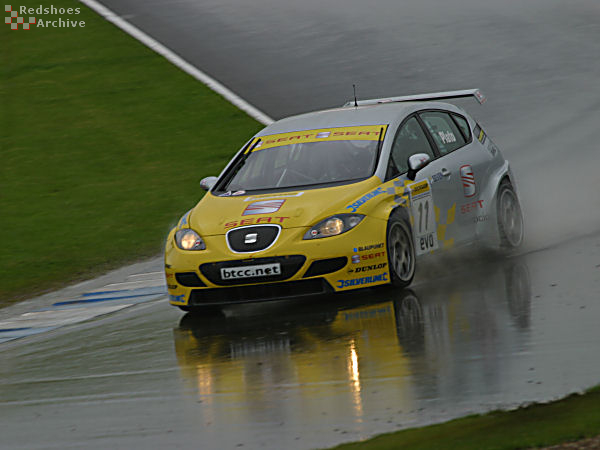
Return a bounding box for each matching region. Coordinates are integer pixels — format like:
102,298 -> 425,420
165,125 -> 442,307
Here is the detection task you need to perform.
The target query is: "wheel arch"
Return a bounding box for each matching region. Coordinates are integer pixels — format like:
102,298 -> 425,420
478,162 -> 520,248
388,203 -> 411,223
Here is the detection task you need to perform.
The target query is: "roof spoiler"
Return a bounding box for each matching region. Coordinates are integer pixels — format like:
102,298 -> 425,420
343,88 -> 486,107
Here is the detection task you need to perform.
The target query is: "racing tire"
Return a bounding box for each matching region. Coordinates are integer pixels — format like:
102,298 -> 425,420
386,210 -> 416,288
497,180 -> 524,250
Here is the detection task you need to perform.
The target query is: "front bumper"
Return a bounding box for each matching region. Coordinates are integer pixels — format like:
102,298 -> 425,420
165,217 -> 390,307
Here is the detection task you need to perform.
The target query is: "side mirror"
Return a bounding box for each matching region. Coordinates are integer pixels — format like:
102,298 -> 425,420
407,153 -> 431,181
199,176 -> 218,191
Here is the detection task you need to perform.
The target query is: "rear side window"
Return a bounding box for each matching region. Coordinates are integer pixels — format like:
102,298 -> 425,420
420,111 -> 466,155
451,114 -> 471,141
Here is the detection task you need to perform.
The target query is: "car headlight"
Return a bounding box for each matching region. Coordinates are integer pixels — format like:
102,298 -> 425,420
303,214 -> 365,240
175,229 -> 206,250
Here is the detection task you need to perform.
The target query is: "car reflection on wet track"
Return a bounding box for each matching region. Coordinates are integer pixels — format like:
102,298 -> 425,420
173,258 -> 531,433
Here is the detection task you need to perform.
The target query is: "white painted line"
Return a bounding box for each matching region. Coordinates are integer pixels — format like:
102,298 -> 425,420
79,0 -> 274,126
0,304 -> 133,329
99,279 -> 166,290
127,271 -> 164,280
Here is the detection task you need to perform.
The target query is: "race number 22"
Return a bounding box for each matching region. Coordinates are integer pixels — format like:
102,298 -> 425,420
409,180 -> 439,255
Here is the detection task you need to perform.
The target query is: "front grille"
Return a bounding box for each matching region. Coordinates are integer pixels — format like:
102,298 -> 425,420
303,257 -> 347,278
226,225 -> 280,253
189,278 -> 333,305
175,272 -> 206,287
200,255 -> 306,286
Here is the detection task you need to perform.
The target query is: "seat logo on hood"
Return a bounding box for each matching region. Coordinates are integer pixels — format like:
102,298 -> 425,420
243,200 -> 285,216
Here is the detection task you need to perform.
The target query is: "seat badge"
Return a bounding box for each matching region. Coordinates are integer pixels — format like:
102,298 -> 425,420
244,233 -> 258,244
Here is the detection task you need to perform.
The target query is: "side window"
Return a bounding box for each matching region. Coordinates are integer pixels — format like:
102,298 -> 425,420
451,113 -> 471,141
420,111 -> 466,156
386,116 -> 435,180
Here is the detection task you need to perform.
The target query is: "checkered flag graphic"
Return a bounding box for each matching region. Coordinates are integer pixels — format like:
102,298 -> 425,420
5,5 -> 36,30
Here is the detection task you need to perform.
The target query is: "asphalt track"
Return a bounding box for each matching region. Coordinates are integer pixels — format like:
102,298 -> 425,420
2,0 -> 600,448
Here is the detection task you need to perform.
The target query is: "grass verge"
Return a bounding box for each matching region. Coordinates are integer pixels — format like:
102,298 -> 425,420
0,0 -> 262,306
331,386 -> 600,450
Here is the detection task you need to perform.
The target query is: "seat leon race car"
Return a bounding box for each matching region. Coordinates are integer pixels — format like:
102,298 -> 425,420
165,89 -> 524,312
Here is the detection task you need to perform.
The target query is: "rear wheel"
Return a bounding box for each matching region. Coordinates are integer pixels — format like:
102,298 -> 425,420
497,181 -> 524,249
386,210 -> 416,288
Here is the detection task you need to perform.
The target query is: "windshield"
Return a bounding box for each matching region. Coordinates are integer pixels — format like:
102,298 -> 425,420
217,125 -> 387,193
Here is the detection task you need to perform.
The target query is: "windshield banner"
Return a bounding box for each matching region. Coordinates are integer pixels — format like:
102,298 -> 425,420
253,125 -> 388,151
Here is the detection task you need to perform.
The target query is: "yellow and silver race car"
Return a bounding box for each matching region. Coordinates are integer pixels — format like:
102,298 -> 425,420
165,89 -> 523,311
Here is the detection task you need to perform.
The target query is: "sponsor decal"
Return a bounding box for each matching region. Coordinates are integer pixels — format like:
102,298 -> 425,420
169,294 -> 185,303
167,284 -> 178,290
360,251 -> 386,261
337,272 -> 388,289
346,187 -> 385,212
438,131 -> 456,144
475,125 -> 487,144
474,90 -> 486,104
354,263 -> 387,273
178,210 -> 191,228
254,125 -> 388,151
221,263 -> 281,280
353,243 -> 384,252
473,215 -> 489,223
410,179 -> 439,255
244,192 -> 304,202
351,254 -> 361,264
233,190 -> 246,196
219,191 -> 232,197
460,199 -> 484,214
410,180 -> 430,197
225,216 -> 289,228
431,171 -> 444,183
165,273 -> 175,279
460,164 -> 477,197
243,199 -> 285,215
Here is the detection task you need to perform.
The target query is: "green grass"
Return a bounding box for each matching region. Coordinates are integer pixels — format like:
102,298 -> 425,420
331,386 -> 600,449
0,0 -> 262,305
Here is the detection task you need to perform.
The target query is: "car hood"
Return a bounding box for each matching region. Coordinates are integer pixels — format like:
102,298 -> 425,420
189,178 -> 381,236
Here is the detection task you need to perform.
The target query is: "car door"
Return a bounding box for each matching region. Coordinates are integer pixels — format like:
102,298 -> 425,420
385,115 -> 457,253
417,110 -> 493,244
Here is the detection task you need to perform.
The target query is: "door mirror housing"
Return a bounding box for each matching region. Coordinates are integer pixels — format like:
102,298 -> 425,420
200,176 -> 218,191
407,153 -> 431,181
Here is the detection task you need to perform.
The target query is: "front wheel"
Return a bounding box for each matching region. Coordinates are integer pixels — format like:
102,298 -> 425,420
497,181 -> 524,249
386,211 -> 416,288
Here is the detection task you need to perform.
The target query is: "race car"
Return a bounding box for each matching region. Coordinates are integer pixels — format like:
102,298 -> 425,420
165,89 -> 523,312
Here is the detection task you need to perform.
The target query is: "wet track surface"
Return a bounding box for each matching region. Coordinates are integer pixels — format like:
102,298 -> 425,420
2,234 -> 600,449
3,0 -> 600,448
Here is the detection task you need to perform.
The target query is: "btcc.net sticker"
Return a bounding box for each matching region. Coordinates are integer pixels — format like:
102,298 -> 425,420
221,263 -> 281,280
